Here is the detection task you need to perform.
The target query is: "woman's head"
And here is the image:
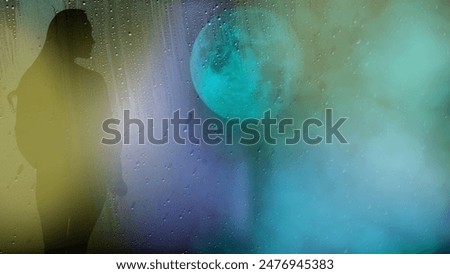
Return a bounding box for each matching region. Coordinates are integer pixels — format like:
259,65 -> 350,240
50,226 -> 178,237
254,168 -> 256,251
45,9 -> 94,59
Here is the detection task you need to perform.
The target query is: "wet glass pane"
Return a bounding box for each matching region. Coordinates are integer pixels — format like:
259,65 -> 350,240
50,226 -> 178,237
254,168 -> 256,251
0,0 -> 449,254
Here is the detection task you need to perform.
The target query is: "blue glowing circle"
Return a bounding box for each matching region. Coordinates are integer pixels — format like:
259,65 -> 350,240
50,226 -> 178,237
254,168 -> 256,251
190,8 -> 302,119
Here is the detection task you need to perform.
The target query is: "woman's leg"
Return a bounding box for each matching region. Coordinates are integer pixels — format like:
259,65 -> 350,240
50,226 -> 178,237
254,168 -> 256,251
36,168 -> 70,253
66,183 -> 106,253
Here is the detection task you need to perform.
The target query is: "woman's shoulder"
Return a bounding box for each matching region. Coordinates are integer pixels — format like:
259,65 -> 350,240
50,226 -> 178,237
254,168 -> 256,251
75,65 -> 105,81
73,65 -> 107,88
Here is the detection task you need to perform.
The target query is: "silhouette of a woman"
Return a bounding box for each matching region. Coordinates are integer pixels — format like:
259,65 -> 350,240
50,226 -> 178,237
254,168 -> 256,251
12,9 -> 126,253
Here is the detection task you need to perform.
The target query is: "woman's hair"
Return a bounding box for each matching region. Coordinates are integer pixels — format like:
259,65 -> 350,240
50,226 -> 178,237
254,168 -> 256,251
44,9 -> 90,56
